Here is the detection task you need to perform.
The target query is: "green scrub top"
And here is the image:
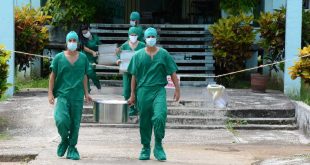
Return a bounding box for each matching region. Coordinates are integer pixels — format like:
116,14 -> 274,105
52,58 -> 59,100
50,52 -> 89,100
117,41 -> 146,59
83,34 -> 101,64
117,41 -> 145,98
128,48 -> 178,88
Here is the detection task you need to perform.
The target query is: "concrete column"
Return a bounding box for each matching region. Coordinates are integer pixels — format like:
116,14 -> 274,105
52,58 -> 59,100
0,1 -> 15,96
273,0 -> 286,10
264,0 -> 274,12
264,0 -> 286,13
15,0 -> 40,8
284,0 -> 302,96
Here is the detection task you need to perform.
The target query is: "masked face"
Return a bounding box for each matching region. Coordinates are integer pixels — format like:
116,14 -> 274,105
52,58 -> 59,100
130,20 -> 136,27
145,37 -> 156,47
67,41 -> 77,51
83,31 -> 91,38
129,35 -> 138,43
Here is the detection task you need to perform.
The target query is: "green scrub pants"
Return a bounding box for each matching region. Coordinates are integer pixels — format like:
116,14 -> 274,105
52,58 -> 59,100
87,64 -> 101,92
54,97 -> 83,147
137,86 -> 167,147
123,72 -> 138,116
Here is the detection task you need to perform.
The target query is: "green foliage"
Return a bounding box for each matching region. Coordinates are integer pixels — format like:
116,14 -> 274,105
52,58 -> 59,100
301,80 -> 310,105
220,0 -> 259,16
286,79 -> 310,106
42,0 -> 95,29
15,77 -> 49,91
258,7 -> 286,73
216,74 -> 251,89
42,58 -> 51,78
0,46 -> 11,98
225,118 -> 247,135
209,14 -> 256,75
302,10 -> 310,46
15,5 -> 50,71
0,116 -> 9,137
0,133 -> 10,140
289,45 -> 310,84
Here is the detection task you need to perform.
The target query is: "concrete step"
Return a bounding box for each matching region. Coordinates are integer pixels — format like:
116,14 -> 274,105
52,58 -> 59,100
80,123 -> 225,129
167,100 -> 205,107
98,80 -> 122,87
167,115 -> 226,125
167,107 -> 226,116
226,109 -> 295,118
232,124 -> 298,130
228,118 -> 296,125
83,105 -> 296,119
80,123 -> 297,130
81,114 -> 96,123
83,105 -> 93,114
166,116 -> 296,125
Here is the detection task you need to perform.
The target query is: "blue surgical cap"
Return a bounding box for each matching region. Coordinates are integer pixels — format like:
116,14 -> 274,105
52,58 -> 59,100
128,27 -> 139,35
66,31 -> 79,42
130,11 -> 140,21
144,27 -> 157,38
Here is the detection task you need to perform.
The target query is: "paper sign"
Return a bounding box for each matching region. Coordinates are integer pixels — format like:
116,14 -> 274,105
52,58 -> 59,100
120,50 -> 135,72
165,75 -> 181,89
97,44 -> 118,65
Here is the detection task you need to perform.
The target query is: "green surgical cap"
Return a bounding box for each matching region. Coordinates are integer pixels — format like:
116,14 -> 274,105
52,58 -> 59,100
130,11 -> 140,21
128,27 -> 139,35
66,31 -> 79,42
144,27 -> 157,38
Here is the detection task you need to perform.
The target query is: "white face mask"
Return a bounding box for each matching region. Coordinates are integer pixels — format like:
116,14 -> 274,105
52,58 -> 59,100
83,31 -> 91,38
145,38 -> 156,47
67,42 -> 77,51
130,21 -> 136,27
129,35 -> 138,43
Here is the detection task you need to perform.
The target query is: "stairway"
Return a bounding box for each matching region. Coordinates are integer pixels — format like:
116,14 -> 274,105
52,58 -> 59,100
90,24 -> 215,87
82,90 -> 297,130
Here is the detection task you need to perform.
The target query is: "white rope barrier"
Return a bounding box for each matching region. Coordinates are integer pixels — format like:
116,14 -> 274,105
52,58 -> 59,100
5,49 -> 310,78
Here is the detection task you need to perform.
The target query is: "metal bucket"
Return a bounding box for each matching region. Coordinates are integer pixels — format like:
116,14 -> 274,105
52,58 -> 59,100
93,100 -> 128,124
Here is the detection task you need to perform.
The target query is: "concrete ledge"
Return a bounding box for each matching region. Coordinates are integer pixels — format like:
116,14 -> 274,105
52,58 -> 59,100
294,101 -> 310,137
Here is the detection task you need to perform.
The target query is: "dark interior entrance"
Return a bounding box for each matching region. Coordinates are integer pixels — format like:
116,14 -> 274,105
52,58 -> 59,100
138,0 -> 220,24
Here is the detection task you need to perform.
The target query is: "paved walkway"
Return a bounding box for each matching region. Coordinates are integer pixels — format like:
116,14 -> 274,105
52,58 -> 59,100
0,87 -> 309,164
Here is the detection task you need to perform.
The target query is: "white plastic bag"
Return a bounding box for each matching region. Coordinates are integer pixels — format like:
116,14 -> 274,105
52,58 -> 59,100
207,84 -> 228,108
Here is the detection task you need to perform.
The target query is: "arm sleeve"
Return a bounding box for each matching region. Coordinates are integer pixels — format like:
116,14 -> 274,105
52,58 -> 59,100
117,43 -> 126,60
165,52 -> 178,75
127,55 -> 137,76
49,55 -> 59,75
82,53 -> 90,74
96,35 -> 102,45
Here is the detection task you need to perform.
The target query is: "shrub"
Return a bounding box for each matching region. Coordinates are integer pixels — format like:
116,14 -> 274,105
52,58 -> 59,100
289,45 -> 310,83
15,5 -> 50,71
42,0 -> 95,29
209,13 -> 256,75
0,45 -> 11,98
302,10 -> 310,46
220,0 -> 259,16
257,7 -> 286,73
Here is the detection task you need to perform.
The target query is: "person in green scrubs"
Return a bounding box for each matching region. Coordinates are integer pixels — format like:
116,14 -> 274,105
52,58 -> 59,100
79,24 -> 101,92
116,27 -> 145,117
129,11 -> 144,42
127,27 -> 180,161
48,31 -> 92,160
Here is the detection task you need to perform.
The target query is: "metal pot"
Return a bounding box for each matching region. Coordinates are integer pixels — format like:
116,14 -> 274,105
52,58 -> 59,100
93,100 -> 128,124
